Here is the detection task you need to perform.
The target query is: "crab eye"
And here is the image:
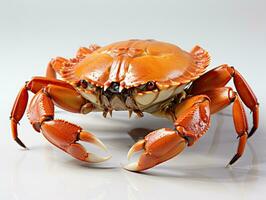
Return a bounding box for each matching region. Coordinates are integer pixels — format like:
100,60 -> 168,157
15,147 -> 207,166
137,81 -> 157,91
80,79 -> 88,89
146,81 -> 156,90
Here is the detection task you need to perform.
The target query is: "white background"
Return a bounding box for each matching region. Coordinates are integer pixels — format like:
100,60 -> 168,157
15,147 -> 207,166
0,0 -> 265,199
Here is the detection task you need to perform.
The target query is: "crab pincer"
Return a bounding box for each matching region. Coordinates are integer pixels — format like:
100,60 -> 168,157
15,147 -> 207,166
41,120 -> 111,163
125,128 -> 187,171
10,78 -> 111,163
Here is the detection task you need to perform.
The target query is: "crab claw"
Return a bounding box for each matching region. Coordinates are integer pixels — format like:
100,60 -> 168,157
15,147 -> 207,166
41,120 -> 111,163
124,128 -> 187,171
78,131 -> 111,162
79,131 -> 108,152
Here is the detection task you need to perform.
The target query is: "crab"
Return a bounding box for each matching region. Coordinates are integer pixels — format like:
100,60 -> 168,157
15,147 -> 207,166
10,39 -> 259,171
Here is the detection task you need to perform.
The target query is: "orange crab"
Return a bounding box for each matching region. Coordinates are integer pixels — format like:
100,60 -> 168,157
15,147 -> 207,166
10,39 -> 259,171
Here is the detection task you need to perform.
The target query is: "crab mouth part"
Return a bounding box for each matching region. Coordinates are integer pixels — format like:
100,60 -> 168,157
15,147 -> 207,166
102,94 -> 127,111
101,82 -> 138,112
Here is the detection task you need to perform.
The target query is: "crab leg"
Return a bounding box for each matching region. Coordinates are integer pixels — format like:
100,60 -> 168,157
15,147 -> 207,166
196,87 -> 248,165
189,64 -> 259,138
10,77 -> 74,147
199,87 -> 236,114
10,86 -> 28,148
11,78 -> 109,163
125,95 -> 211,171
230,95 -> 248,165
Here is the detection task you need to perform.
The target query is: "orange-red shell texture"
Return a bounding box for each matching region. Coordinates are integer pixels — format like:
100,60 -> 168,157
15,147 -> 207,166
66,39 -> 210,89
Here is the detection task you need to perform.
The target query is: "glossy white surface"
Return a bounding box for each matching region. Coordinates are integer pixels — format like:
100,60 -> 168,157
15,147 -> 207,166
1,0 -> 265,199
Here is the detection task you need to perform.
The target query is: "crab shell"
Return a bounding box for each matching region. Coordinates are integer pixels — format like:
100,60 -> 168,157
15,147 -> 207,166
61,39 -> 210,110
